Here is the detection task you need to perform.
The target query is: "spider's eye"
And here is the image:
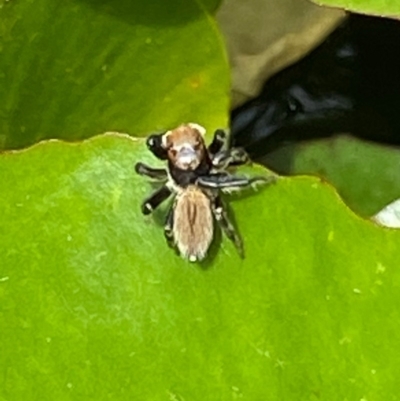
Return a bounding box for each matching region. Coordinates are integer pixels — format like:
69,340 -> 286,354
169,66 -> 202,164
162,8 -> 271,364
193,141 -> 201,151
169,148 -> 178,158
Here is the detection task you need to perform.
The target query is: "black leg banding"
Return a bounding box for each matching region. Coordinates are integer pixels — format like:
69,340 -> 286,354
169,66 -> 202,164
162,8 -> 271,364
135,162 -> 168,180
164,206 -> 175,247
213,196 -> 244,258
146,133 -> 168,160
211,147 -> 250,169
142,202 -> 153,214
140,185 -> 172,215
197,173 -> 271,190
208,129 -> 229,156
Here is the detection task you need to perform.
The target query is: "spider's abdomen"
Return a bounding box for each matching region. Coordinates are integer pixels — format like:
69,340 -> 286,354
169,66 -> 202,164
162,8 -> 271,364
173,186 -> 214,262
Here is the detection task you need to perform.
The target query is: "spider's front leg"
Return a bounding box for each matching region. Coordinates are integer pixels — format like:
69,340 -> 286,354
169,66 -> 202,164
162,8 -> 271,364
145,133 -> 168,160
140,185 -> 172,215
211,147 -> 250,170
135,162 -> 168,181
207,129 -> 229,156
197,173 -> 274,191
212,196 -> 244,258
207,129 -> 250,169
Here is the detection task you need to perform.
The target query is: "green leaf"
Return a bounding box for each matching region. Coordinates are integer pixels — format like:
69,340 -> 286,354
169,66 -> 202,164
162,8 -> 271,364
1,134 -> 400,400
0,0 -> 229,149
201,0 -> 223,13
312,0 -> 400,17
265,135 -> 400,217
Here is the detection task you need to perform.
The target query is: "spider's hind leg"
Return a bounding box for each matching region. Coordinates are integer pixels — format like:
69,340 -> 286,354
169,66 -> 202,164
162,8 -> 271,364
212,196 -> 244,258
164,205 -> 175,248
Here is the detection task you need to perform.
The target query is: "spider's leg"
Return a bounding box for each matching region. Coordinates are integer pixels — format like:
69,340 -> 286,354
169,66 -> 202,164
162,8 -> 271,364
211,147 -> 250,169
212,196 -> 244,258
140,185 -> 172,215
146,133 -> 168,160
197,173 -> 275,191
164,204 -> 175,248
135,162 -> 168,181
207,129 -> 229,156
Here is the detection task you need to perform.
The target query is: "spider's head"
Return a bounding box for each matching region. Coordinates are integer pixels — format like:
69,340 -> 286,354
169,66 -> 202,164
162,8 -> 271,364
162,123 -> 207,170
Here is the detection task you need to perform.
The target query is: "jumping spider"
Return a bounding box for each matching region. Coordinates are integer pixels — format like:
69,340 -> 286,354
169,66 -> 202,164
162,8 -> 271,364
135,123 -> 273,262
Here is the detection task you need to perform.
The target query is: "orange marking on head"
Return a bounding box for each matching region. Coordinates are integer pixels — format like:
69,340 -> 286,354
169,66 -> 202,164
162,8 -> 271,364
163,124 -> 207,170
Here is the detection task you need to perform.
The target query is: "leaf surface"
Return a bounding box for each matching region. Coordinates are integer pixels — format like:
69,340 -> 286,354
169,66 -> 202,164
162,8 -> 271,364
0,0 -> 229,149
1,134 -> 400,400
265,135 -> 400,216
313,0 -> 400,17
